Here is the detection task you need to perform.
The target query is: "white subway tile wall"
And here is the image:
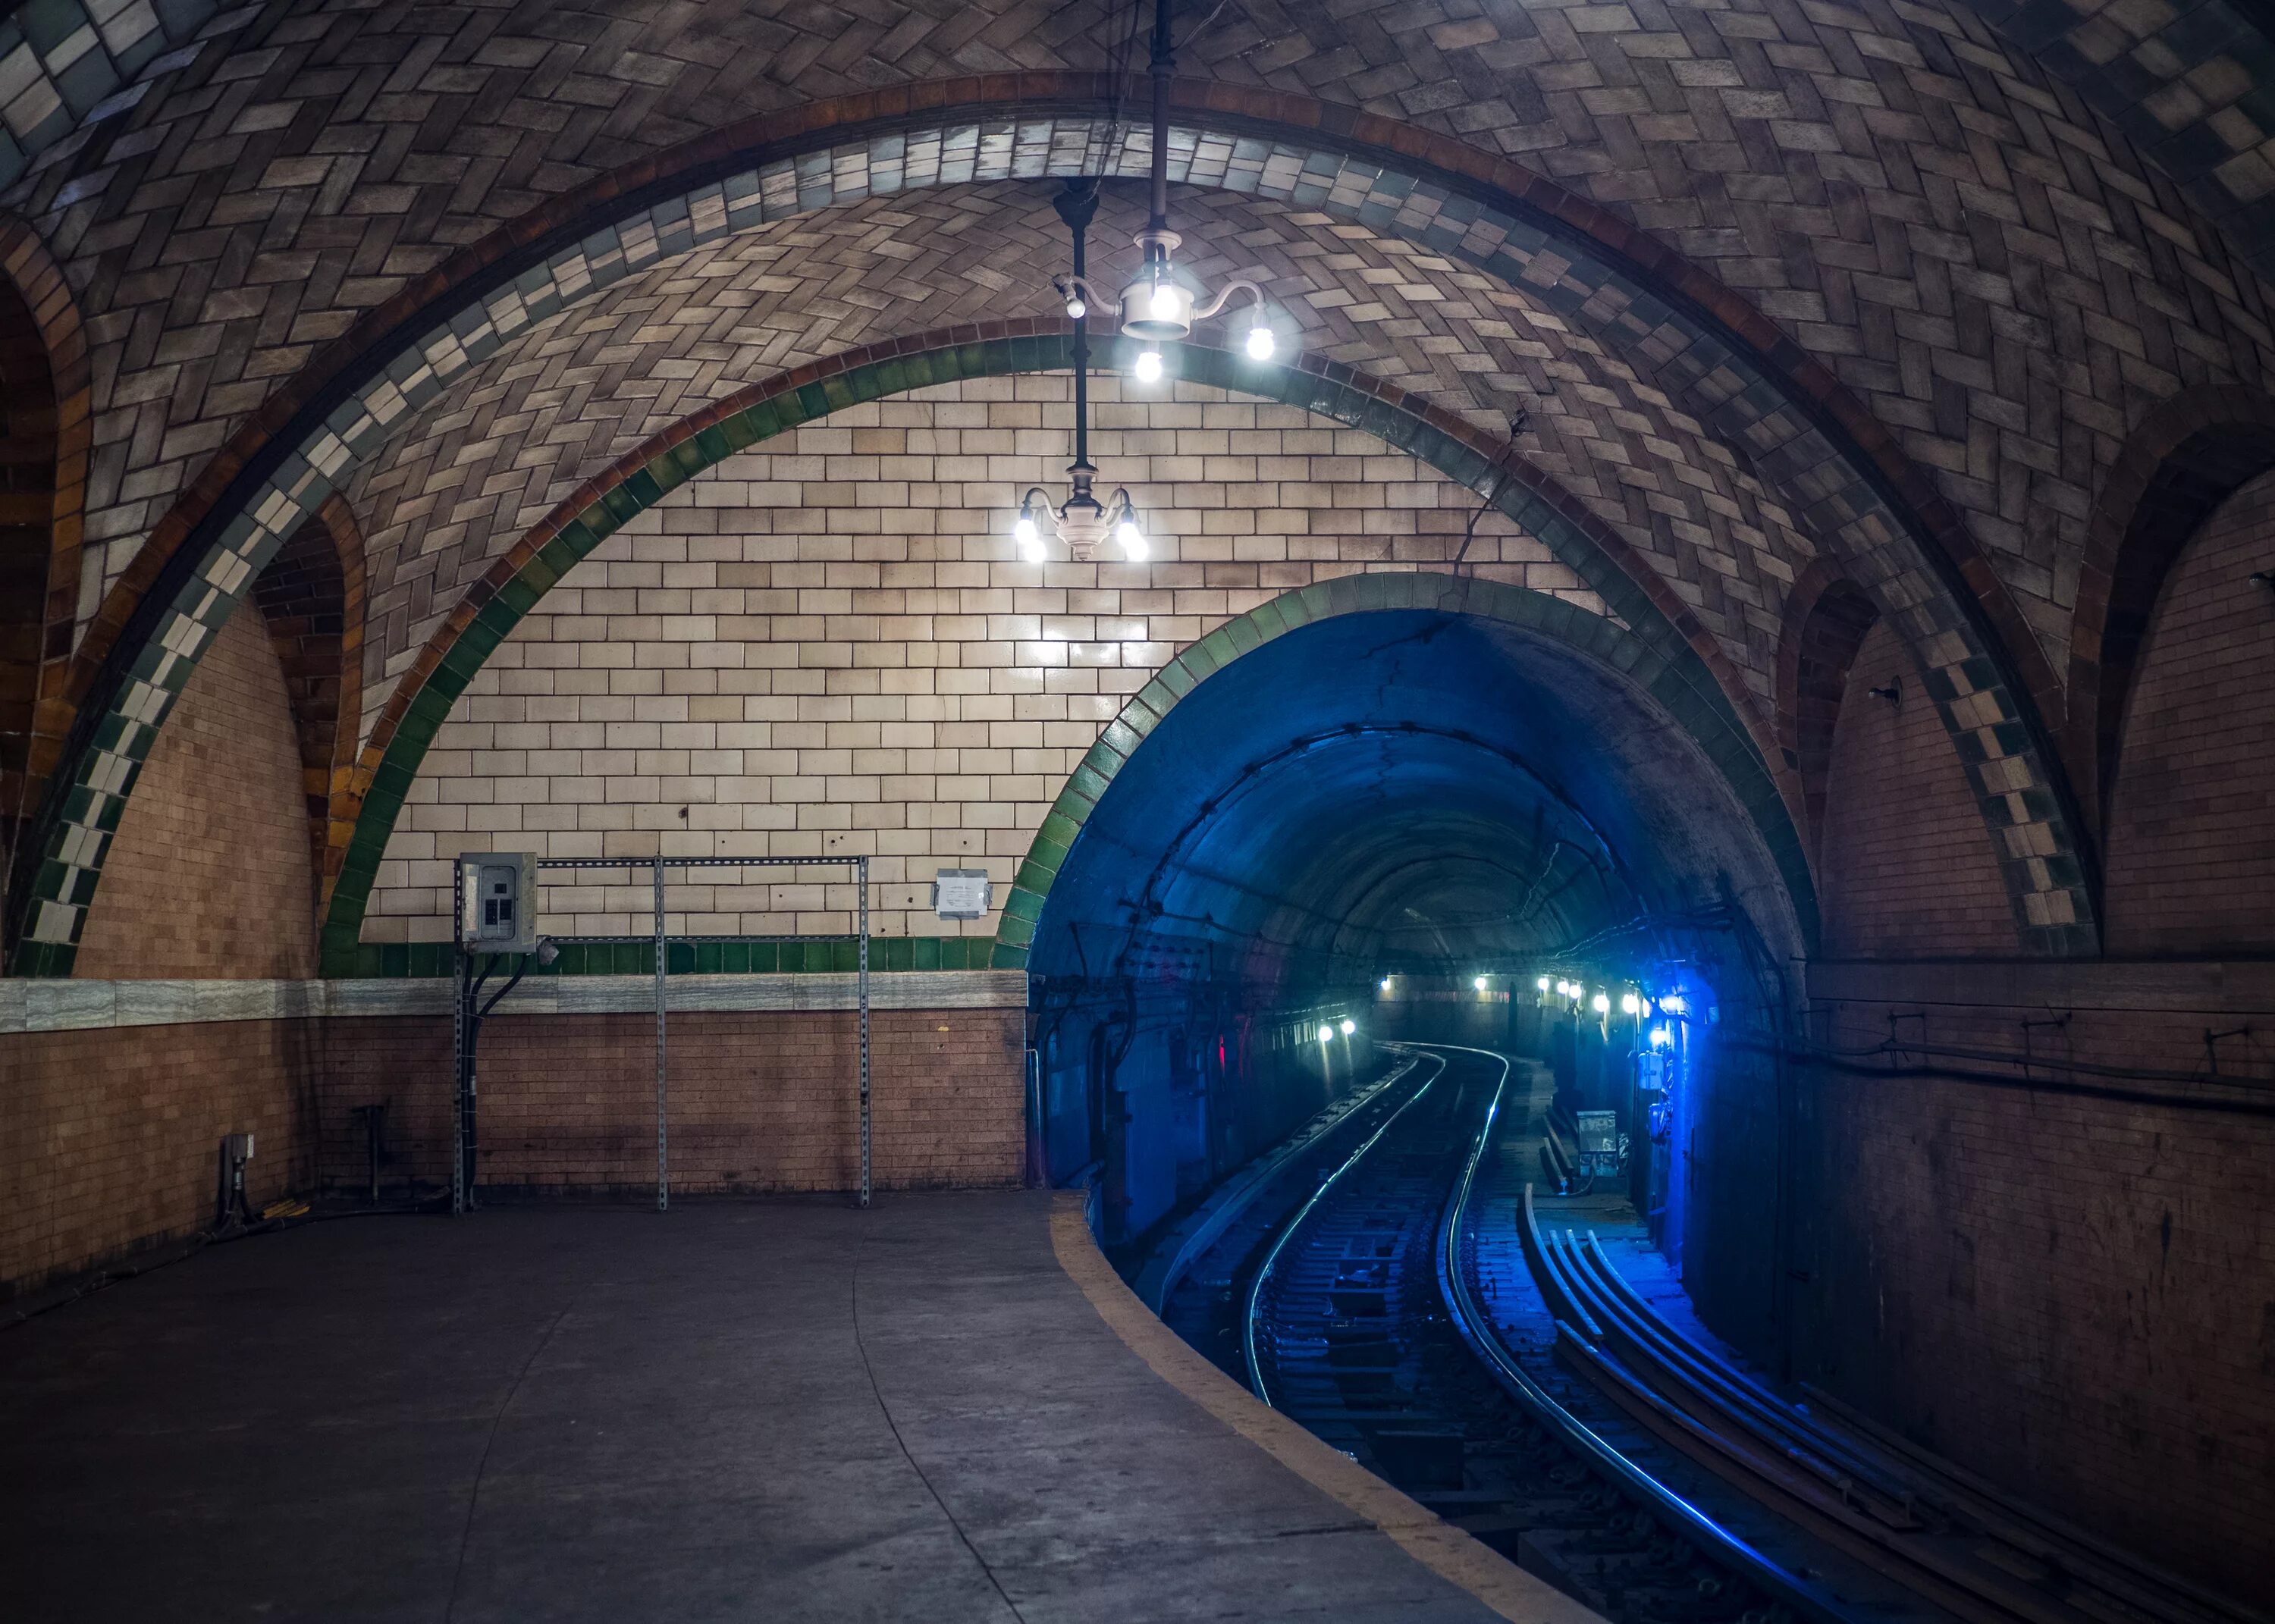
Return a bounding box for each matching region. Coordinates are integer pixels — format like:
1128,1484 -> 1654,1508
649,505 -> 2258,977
362,378 -> 1608,943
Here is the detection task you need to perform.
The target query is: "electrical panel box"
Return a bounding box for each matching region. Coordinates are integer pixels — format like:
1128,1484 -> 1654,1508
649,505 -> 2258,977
1574,1108 -> 1624,1180
458,852 -> 538,953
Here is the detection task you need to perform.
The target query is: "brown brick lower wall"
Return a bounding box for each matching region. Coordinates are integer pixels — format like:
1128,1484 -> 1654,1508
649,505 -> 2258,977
1790,984 -> 2274,1601
318,1008 -> 1026,1198
3,1005 -> 1025,1296
0,1020 -> 322,1296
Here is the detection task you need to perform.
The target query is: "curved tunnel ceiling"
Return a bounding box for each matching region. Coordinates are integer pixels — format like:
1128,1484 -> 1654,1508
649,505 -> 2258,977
1030,607 -> 1803,992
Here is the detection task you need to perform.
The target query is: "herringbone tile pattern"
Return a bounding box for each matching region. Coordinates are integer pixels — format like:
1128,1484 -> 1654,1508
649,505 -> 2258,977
347,181 -> 1814,750
15,0 -> 2273,684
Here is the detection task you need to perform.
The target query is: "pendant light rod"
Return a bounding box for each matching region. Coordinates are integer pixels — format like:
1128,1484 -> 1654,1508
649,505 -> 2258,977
1148,0 -> 1172,240
1053,180 -> 1101,482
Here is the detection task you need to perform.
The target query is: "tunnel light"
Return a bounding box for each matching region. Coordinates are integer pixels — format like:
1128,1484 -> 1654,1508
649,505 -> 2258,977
1116,515 -> 1148,562
1245,321 -> 1276,361
1316,1024 -> 1334,1045
1473,976 -> 1489,992
1555,979 -> 1572,999
1621,992 -> 1640,1016
1536,975 -> 1551,992
1660,993 -> 1687,1015
1591,992 -> 1610,1014
1380,977 -> 1394,992
1133,347 -> 1164,384
1649,1026 -> 1672,1049
1340,1018 -> 1356,1037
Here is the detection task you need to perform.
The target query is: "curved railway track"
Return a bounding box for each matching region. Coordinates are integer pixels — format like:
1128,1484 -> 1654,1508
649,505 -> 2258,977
1220,1042 -> 1836,1624
1153,1039 -> 2255,1624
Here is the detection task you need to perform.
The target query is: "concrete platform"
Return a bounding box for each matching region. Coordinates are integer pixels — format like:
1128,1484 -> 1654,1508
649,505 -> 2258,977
0,1193 -> 1592,1622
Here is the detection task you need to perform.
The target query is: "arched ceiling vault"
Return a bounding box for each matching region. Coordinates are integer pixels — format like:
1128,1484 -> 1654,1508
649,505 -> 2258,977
17,2 -> 2273,691
347,180 -> 1816,740
8,74 -> 2108,965
1028,603 -> 1807,992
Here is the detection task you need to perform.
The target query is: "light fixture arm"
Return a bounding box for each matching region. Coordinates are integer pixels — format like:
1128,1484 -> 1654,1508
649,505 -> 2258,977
1053,180 -> 1101,484
1191,277 -> 1263,322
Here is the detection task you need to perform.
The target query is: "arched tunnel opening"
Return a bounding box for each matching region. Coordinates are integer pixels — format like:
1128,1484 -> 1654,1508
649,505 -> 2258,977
1028,604 -> 1809,1363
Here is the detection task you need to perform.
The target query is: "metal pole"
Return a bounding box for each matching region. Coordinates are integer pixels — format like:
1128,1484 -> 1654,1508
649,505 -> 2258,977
858,856 -> 871,1210
1148,0 -> 1172,234
655,854 -> 668,1212
450,859 -> 469,1216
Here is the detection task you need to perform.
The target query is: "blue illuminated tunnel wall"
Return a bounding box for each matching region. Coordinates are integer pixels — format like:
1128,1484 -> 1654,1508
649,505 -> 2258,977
1026,591 -> 1808,1259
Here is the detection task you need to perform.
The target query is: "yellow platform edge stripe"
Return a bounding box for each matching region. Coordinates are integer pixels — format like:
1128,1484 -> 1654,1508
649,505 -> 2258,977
1048,1190 -> 1607,1624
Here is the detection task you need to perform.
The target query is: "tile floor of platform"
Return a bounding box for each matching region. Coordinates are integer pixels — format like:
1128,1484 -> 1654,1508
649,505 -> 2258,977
0,1193 -> 1516,1623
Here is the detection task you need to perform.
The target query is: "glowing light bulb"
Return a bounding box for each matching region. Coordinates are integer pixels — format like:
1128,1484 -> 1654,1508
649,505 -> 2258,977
1133,348 -> 1163,384
1621,992 -> 1640,1015
1116,519 -> 1147,561
1650,1026 -> 1672,1049
1473,976 -> 1489,992
1380,977 -> 1394,992
1015,513 -> 1038,547
1245,324 -> 1276,361
1316,1024 -> 1334,1045
1592,992 -> 1610,1014
1150,282 -> 1181,321
1556,980 -> 1572,998
1065,295 -> 1086,321
1536,976 -> 1551,992
1660,993 -> 1686,1014
1340,1018 -> 1356,1037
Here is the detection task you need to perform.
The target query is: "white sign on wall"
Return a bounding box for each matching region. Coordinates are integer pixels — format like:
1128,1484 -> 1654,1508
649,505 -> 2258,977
931,868 -> 993,920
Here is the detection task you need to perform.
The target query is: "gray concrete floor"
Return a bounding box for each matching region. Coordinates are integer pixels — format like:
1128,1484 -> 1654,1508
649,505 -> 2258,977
0,1194 -> 1510,1622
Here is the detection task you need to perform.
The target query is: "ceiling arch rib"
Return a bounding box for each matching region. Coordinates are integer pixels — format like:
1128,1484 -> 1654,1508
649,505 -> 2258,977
1025,595 -> 1808,993
303,335 -> 1819,977
30,5 -> 2275,695
344,181 -> 1817,745
11,91 -> 2095,970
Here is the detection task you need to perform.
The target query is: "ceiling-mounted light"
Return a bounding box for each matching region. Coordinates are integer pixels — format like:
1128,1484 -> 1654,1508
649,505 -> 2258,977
1339,1018 -> 1356,1037
1536,975 -> 1551,992
1591,992 -> 1611,1014
1621,992 -> 1640,1015
1020,482 -> 1148,566
1660,993 -> 1687,1014
1112,0 -> 1294,378
1473,975 -> 1489,992
1380,976 -> 1394,992
1649,1026 -> 1672,1049
1021,182 -> 1164,566
1316,1024 -> 1334,1045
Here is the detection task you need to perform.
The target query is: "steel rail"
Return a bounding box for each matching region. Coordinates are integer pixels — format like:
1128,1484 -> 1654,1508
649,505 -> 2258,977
1240,1046 -> 1448,1407
1423,1042 -> 1852,1624
1138,1051 -> 1426,1312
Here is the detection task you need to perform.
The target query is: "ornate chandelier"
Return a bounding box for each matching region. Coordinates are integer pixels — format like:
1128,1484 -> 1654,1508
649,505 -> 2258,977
1093,0 -> 1286,381
1016,0 -> 1291,564
1021,181 -> 1150,566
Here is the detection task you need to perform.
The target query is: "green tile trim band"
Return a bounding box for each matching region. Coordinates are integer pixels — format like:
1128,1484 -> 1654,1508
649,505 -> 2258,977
315,335 -> 1814,979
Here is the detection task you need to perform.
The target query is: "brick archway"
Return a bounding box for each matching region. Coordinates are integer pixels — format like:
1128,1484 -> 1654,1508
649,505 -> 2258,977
2068,384 -> 2275,840
11,80 -> 2095,969
309,327 -> 1815,976
1775,563 -> 1883,870
988,566 -> 1809,971
247,494 -> 367,917
0,218 -> 87,926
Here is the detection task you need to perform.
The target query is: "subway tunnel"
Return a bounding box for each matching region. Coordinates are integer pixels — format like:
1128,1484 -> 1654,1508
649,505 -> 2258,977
1026,601 -> 1796,1239
2,2 -> 2273,1620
